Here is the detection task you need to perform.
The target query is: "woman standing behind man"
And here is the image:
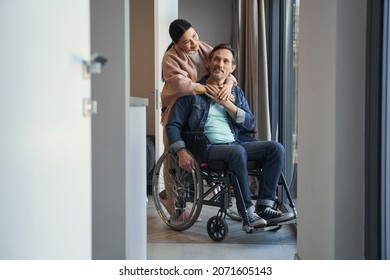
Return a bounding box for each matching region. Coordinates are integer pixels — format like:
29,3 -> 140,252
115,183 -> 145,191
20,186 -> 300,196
161,19 -> 235,127
159,19 -> 236,220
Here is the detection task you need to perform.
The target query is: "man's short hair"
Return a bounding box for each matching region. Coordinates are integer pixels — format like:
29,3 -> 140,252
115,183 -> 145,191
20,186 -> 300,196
209,43 -> 237,65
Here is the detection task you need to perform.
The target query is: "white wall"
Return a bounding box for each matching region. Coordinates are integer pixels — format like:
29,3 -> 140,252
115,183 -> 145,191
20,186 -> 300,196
0,0 -> 92,260
297,0 -> 366,259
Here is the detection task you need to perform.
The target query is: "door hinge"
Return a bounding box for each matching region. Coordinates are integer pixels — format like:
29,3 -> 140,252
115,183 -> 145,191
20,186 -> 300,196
83,98 -> 98,117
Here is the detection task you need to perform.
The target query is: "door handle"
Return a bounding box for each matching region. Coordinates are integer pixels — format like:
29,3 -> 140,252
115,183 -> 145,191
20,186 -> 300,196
82,53 -> 108,78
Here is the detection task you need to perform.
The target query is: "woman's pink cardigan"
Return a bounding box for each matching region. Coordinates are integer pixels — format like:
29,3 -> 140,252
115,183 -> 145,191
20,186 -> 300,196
161,41 -> 212,126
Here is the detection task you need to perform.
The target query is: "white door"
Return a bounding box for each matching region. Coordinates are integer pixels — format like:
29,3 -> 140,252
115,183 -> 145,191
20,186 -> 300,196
154,0 -> 178,158
0,0 -> 91,259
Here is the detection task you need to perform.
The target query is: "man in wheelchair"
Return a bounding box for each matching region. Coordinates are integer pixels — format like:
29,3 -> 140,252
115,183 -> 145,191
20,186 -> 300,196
165,43 -> 294,229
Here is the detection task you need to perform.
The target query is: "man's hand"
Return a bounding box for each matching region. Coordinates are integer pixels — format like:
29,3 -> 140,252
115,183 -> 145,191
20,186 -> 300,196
204,85 -> 232,107
204,86 -> 238,118
177,148 -> 195,172
205,84 -> 235,102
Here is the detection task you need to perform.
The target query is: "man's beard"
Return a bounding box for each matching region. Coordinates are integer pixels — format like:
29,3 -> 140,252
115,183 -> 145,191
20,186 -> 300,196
211,68 -> 225,80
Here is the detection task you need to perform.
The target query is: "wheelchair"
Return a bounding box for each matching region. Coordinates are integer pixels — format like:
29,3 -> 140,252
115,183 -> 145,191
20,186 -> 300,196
152,132 -> 297,242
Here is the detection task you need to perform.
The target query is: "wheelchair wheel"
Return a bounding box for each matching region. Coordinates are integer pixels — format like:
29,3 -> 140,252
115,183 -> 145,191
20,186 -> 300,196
207,215 -> 228,242
152,151 -> 203,231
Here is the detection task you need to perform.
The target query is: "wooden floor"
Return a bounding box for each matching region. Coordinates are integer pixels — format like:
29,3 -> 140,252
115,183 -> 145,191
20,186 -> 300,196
147,195 -> 297,260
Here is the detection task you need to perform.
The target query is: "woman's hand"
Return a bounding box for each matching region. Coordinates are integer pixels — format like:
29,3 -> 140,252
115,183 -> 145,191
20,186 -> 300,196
204,88 -> 238,118
204,86 -> 231,107
205,84 -> 235,102
194,84 -> 207,94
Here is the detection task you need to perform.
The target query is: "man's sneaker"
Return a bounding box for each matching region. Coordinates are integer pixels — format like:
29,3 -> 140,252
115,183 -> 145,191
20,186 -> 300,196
245,205 -> 267,228
257,205 -> 294,224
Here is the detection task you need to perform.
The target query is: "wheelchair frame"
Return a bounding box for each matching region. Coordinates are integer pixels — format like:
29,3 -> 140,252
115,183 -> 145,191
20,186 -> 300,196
152,132 -> 297,242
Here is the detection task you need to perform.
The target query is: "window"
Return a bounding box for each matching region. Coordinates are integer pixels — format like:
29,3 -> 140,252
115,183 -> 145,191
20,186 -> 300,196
382,0 -> 390,260
268,0 -> 300,203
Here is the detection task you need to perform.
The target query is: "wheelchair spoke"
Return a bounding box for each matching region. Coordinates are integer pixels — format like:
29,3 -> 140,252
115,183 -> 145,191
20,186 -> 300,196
152,152 -> 203,231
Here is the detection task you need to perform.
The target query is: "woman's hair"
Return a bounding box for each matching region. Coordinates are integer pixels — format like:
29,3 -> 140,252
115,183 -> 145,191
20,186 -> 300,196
162,19 -> 193,82
164,19 -> 193,53
169,19 -> 193,42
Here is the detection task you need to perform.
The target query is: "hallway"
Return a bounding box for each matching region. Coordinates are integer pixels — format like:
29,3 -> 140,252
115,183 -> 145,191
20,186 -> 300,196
147,196 -> 297,260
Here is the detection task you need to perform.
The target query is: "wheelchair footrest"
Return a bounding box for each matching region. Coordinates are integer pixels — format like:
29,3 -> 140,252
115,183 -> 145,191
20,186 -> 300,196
243,218 -> 297,234
265,217 -> 297,227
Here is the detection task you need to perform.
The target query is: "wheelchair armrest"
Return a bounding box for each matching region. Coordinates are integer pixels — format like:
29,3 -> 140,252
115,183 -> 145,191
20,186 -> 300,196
181,131 -> 208,165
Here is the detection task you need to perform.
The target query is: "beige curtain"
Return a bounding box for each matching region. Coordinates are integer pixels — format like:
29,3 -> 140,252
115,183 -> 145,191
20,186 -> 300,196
232,0 -> 271,141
